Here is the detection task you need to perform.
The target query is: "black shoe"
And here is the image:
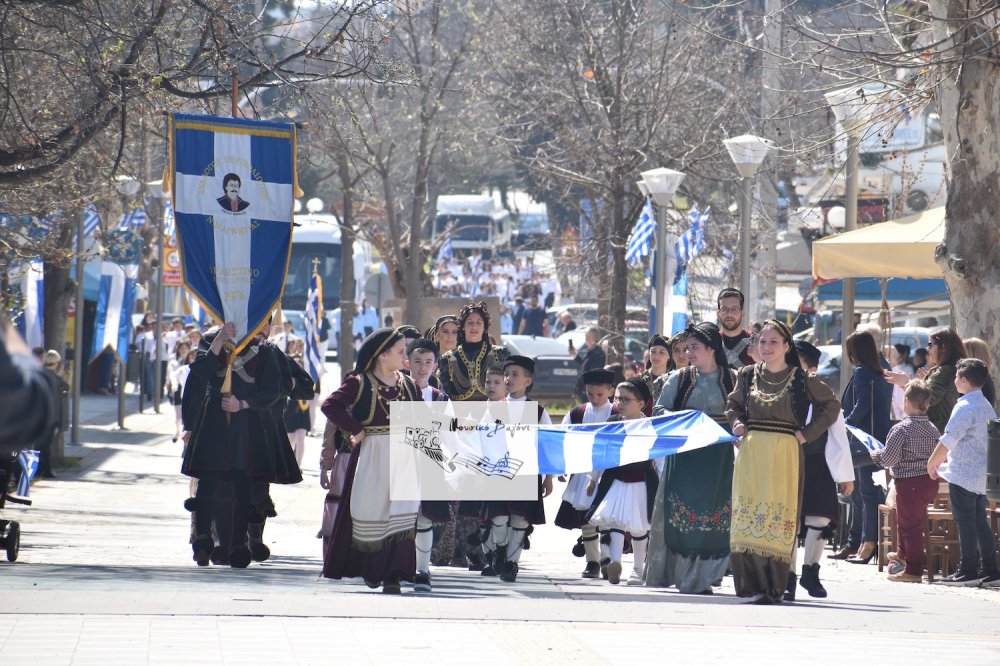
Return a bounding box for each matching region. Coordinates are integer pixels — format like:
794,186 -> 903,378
382,577 -> 402,594
467,551 -> 484,572
600,557 -> 610,580
800,564 -> 828,598
192,536 -> 213,567
522,525 -> 533,551
413,571 -> 431,592
938,571 -> 982,587
229,545 -> 252,569
979,572 -> 1000,588
210,545 -> 229,566
481,558 -> 497,577
582,561 -> 600,579
499,561 -> 519,583
249,541 -> 270,562
783,572 -> 797,601
364,578 -> 381,589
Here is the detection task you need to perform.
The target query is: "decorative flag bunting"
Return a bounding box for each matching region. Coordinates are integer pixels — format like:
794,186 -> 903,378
12,260 -> 44,350
169,112 -> 301,352
626,198 -> 656,266
303,270 -> 324,386
535,411 -> 737,475
91,261 -> 138,363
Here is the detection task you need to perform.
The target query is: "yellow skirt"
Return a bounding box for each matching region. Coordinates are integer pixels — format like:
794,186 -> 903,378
730,430 -> 802,564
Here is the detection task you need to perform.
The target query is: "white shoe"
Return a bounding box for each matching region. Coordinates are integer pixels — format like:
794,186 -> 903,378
627,572 -> 643,586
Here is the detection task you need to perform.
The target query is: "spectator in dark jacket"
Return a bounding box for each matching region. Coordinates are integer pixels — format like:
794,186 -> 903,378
574,328 -> 606,402
0,318 -> 54,455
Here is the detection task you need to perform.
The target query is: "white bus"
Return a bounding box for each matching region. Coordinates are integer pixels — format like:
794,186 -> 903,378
430,194 -> 511,257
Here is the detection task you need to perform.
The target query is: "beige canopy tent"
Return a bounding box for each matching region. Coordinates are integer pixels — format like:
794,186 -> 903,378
812,206 -> 945,279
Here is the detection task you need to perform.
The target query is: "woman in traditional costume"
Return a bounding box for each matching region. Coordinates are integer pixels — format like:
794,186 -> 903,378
436,302 -> 508,569
646,322 -> 736,594
641,334 -> 671,403
725,320 -> 840,603
321,328 -> 421,593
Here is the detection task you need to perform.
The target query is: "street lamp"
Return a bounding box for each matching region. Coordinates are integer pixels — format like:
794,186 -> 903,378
639,167 -> 685,336
723,134 -> 773,305
825,85 -> 874,391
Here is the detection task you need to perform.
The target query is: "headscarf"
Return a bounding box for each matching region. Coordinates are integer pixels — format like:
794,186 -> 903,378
457,301 -> 492,345
761,318 -> 800,369
647,334 -> 671,351
684,322 -> 735,396
424,314 -> 458,341
354,327 -> 403,374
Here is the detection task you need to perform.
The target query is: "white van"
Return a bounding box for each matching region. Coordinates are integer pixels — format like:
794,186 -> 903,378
431,194 -> 511,256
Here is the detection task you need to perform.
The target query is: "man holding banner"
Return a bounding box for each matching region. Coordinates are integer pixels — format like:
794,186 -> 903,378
170,112 -> 304,567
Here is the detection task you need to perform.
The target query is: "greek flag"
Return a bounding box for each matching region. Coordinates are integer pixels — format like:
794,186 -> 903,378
303,271 -> 324,386
437,234 -> 453,263
626,198 -> 656,266
678,205 -> 709,265
83,204 -> 101,237
536,411 -> 737,475
12,260 -> 44,350
170,112 -> 300,352
163,200 -> 175,239
116,208 -> 146,230
846,425 -> 884,451
91,261 -> 138,363
16,450 -> 39,498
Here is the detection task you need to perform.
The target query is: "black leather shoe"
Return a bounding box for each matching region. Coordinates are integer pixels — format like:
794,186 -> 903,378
582,561 -> 600,579
229,545 -> 252,569
783,572 -> 797,601
499,561 -> 519,583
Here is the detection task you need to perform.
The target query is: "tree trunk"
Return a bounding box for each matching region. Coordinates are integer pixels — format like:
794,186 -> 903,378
337,157 -> 357,381
43,261 -> 71,360
931,1 -> 1000,391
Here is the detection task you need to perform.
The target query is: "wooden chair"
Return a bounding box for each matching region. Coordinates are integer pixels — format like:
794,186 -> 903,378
877,503 -> 896,572
924,509 -> 959,582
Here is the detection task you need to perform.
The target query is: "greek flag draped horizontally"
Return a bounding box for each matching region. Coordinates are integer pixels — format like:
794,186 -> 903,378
169,113 -> 300,352
303,271 -> 324,386
535,411 -> 737,475
91,262 -> 138,363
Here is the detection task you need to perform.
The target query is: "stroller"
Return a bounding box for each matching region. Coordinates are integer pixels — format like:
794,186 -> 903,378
0,451 -> 33,562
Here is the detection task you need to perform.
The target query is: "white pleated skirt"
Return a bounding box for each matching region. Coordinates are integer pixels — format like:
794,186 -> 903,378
589,480 -> 650,533
561,474 -> 596,511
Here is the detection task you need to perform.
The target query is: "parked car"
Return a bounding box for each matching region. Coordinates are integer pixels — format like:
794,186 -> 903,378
502,335 -> 579,401
556,327 -> 647,367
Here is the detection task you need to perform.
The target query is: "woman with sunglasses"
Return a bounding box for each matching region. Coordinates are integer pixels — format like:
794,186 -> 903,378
726,320 -> 840,604
885,328 -> 966,432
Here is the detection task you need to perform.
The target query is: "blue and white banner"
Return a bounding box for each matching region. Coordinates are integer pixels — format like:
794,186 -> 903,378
117,208 -> 147,230
536,411 -> 737,475
16,450 -> 39,498
170,113 -> 299,352
12,260 -> 44,350
303,271 -> 324,385
83,204 -> 101,237
846,425 -> 884,451
91,261 -> 137,363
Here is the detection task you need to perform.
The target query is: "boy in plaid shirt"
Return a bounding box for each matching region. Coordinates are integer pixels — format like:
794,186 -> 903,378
871,380 -> 940,582
927,358 -> 1000,587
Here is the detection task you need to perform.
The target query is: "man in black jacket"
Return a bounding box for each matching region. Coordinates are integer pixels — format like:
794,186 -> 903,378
0,318 -> 53,455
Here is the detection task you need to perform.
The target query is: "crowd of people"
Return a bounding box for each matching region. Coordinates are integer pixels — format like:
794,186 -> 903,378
164,284 -> 999,605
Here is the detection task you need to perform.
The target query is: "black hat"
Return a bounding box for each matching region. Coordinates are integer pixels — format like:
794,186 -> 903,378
397,325 -> 422,340
504,354 -> 535,374
406,338 -> 439,358
354,328 -> 403,374
794,340 -> 822,368
623,376 -> 652,403
581,368 -> 615,386
647,334 -> 670,350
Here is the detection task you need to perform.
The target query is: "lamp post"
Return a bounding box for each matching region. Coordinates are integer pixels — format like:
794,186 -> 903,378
825,85 -> 872,392
116,176 -> 141,427
639,168 -> 685,336
723,134 -> 773,305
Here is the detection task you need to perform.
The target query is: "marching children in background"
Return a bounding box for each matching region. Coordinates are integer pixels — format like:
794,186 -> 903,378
871,379 -> 941,583
406,338 -> 451,593
168,342 -> 195,443
555,368 -> 618,579
927,358 -> 1000,587
480,355 -> 553,583
586,378 -> 658,586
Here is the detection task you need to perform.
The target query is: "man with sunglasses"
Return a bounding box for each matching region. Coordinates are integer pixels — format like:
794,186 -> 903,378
716,288 -> 754,369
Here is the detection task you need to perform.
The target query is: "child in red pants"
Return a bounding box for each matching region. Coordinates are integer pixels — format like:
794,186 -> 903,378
870,380 -> 940,582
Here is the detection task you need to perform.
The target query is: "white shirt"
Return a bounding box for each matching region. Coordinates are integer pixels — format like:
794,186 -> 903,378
560,401 -> 613,425
806,405 -> 854,484
506,394 -> 552,425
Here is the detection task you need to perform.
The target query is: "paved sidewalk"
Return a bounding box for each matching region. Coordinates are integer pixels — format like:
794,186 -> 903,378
1,395 -> 999,664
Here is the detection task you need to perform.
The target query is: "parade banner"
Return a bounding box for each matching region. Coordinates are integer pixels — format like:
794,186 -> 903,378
536,411 -> 737,475
168,113 -> 301,352
91,261 -> 137,363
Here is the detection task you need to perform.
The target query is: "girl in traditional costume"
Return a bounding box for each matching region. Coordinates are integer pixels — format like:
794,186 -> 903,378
725,320 -> 840,603
586,377 -> 659,585
646,322 -> 736,594
321,328 -> 421,594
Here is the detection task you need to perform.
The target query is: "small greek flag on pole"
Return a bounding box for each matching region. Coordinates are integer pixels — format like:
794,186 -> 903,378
626,198 -> 656,266
16,450 -> 39,498
303,266 -> 324,386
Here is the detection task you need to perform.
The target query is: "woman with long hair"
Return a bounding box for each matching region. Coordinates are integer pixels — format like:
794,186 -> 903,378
885,328 -> 966,432
641,335 -> 671,403
836,331 -> 893,565
962,337 -> 995,406
726,320 -> 840,603
647,322 -> 736,594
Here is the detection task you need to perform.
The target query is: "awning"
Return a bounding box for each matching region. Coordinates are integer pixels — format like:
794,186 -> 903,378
811,206 -> 945,279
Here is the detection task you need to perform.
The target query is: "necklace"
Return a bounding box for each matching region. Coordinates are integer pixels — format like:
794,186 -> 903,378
750,367 -> 796,406
453,343 -> 489,400
374,372 -> 403,414
756,366 -> 793,386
